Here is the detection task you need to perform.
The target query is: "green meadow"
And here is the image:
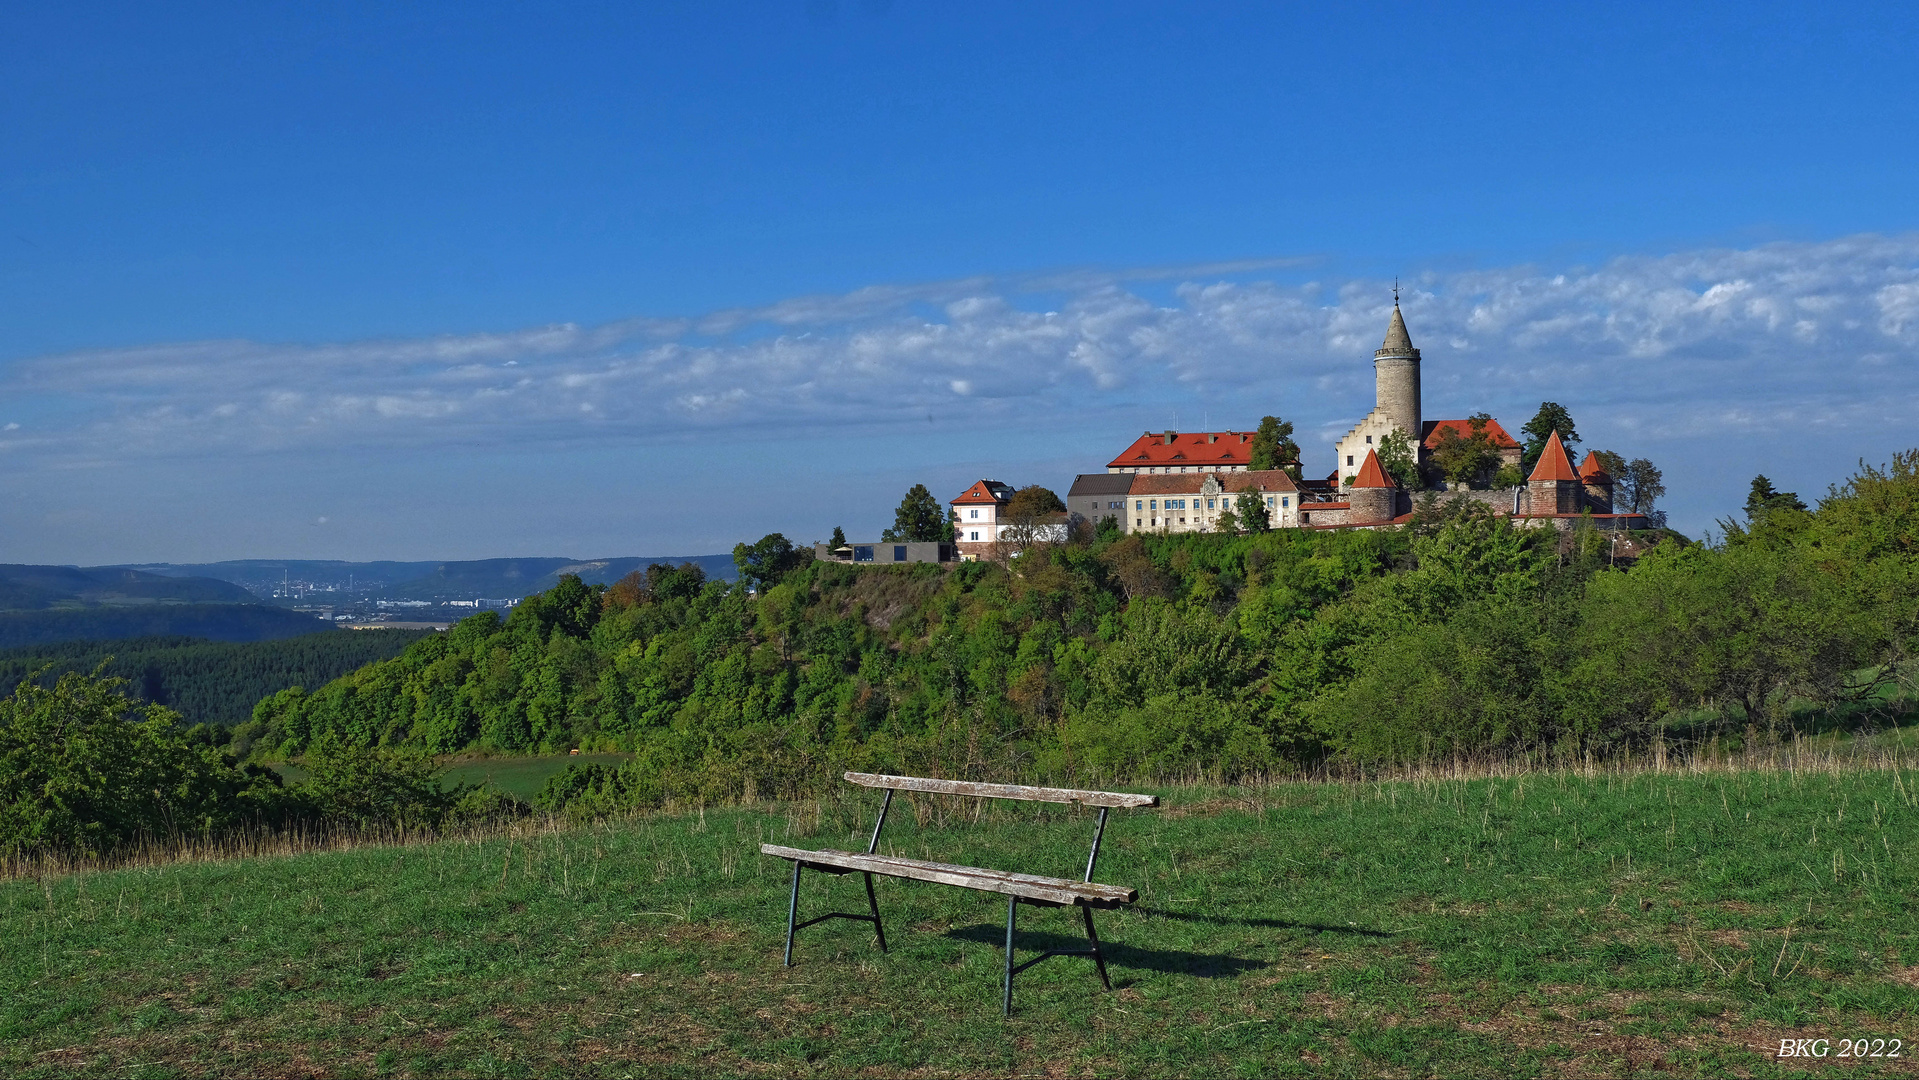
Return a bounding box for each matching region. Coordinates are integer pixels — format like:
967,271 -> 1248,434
5,761 -> 1917,1078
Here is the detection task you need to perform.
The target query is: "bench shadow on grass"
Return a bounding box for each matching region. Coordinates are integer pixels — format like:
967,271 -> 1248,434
946,907 -> 1395,981
946,924 -> 1266,980
1134,907 -> 1398,937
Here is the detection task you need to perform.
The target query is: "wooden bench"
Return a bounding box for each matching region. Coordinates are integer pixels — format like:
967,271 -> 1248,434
760,772 -> 1158,1014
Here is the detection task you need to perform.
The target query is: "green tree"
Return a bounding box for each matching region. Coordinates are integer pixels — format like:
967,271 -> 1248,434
1520,402 -> 1579,470
1376,427 -> 1424,490
1430,414 -> 1503,488
1745,475 -> 1806,520
1248,416 -> 1301,478
732,533 -> 801,592
880,484 -> 946,542
829,526 -> 846,548
0,670 -> 286,857
296,733 -> 458,827
1624,459 -> 1666,516
1235,487 -> 1269,532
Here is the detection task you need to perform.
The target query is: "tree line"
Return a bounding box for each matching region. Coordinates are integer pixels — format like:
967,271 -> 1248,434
218,451 -> 1915,818
6,449 -> 1910,850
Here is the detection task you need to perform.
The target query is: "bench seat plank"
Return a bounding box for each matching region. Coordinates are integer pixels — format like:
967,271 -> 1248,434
842,772 -> 1158,809
761,844 -> 1137,906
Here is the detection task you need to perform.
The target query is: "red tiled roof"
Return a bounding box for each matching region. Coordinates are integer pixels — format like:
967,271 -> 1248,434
1420,417 -> 1522,450
1527,430 -> 1580,483
951,479 -> 1014,506
1350,449 -> 1394,488
1578,451 -> 1614,484
1107,430 -> 1280,469
1125,468 -> 1301,496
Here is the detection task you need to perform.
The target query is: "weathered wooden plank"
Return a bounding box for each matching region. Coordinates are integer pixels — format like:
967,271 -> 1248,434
841,772 -> 1158,808
760,845 -> 1138,905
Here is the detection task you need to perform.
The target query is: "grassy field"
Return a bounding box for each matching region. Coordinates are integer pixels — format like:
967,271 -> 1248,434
4,765 -> 1917,1078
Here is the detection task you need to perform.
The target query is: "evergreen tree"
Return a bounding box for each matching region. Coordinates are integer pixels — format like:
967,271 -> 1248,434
1745,475 -> 1806,520
880,484 -> 946,543
1248,416 -> 1301,478
1520,402 -> 1579,470
829,526 -> 846,548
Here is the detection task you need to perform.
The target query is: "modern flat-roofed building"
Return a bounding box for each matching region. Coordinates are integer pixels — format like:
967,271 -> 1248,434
814,541 -> 958,566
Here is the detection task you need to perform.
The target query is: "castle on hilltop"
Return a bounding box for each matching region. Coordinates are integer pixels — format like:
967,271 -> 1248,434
818,299 -> 1652,565
1318,300 -> 1642,530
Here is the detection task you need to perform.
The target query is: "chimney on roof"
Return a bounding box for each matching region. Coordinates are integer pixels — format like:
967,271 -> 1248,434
1208,433 -> 1217,443
1163,430 -> 1176,445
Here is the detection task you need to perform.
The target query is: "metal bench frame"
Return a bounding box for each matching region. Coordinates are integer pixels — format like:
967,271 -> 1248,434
763,772 -> 1157,1014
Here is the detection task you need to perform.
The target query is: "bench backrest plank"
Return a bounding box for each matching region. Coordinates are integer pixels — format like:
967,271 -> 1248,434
844,771 -> 1157,809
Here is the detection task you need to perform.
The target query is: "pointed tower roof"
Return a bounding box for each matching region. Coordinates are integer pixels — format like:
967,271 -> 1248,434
1577,451 -> 1614,484
1375,304 -> 1421,360
1351,448 -> 1395,488
1527,430 -> 1580,483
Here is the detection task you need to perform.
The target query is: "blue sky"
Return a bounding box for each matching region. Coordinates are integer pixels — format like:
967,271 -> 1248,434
3,1 -> 1917,562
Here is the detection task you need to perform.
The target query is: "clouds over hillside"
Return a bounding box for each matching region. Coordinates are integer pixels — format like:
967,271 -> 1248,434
5,234 -> 1917,465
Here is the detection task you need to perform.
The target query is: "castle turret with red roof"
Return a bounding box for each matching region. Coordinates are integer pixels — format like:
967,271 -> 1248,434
1347,449 -> 1399,523
1526,430 -> 1582,514
1577,451 -> 1615,513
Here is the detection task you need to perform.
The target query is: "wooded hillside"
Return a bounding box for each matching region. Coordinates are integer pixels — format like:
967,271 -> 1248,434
243,453 -> 1919,813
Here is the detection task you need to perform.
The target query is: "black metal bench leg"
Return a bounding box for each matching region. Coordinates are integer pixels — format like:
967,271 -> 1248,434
863,871 -> 887,953
783,860 -> 802,967
1081,904 -> 1112,991
1003,895 -> 1018,1016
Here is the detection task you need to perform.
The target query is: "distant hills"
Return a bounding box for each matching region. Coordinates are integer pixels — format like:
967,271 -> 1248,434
114,554 -> 739,600
0,564 -> 258,610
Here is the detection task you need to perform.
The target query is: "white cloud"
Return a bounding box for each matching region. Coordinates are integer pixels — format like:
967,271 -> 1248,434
5,234 -> 1919,466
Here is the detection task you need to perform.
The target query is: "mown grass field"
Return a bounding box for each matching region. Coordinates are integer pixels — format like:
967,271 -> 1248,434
4,765 -> 1917,1078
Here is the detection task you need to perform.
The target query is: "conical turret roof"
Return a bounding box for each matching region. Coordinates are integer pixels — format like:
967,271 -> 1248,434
1527,430 -> 1580,483
1375,304 -> 1421,360
1577,451 -> 1614,484
1351,448 -> 1395,488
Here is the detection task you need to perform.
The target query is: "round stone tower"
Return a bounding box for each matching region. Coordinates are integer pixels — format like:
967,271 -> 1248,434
1373,303 -> 1422,442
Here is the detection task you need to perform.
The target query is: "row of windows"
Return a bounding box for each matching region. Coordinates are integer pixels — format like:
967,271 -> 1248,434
1134,496 -> 1292,511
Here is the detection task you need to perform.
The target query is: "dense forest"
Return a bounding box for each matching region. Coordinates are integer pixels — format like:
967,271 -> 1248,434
0,629 -> 431,729
232,453 -> 1917,815
0,604 -> 332,649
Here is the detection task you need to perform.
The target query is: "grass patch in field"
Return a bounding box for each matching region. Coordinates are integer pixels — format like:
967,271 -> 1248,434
271,753 -> 630,800
3,767 -> 1916,1077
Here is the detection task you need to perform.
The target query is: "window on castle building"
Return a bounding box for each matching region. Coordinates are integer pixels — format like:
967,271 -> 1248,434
969,531 -> 979,541
1346,455 -> 1354,466
1207,498 -> 1216,509
1282,497 -> 1290,508
1366,435 -> 1372,444
969,508 -> 979,519
1135,500 -> 1143,510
